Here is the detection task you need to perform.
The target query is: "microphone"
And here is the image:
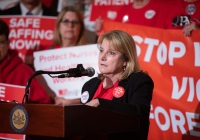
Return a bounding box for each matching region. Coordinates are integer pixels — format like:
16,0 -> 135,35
58,67 -> 95,78
80,67 -> 95,77
23,64 -> 94,104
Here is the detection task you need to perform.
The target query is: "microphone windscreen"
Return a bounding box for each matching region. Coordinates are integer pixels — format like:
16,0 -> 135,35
87,67 -> 95,77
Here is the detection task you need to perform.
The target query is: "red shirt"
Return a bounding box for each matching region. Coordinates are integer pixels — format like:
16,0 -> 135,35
92,81 -> 119,100
0,50 -> 51,104
171,0 -> 200,28
181,0 -> 200,25
115,0 -> 178,29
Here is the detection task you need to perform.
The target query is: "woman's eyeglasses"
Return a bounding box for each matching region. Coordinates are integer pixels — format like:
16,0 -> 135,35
61,19 -> 80,26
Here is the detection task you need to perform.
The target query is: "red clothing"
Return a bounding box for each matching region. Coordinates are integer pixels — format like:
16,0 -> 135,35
115,0 -> 178,29
0,50 -> 51,104
92,82 -> 119,100
170,0 -> 200,28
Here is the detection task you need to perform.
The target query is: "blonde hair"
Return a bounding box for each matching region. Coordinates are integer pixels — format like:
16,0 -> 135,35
53,6 -> 86,46
97,30 -> 141,81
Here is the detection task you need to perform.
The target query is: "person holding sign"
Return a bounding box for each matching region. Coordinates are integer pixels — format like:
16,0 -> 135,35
171,0 -> 200,36
50,6 -> 86,49
94,0 -> 179,35
0,19 -> 51,104
52,6 -> 89,105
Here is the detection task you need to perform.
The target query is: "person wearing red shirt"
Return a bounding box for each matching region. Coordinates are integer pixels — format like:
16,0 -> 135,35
172,0 -> 200,36
95,0 -> 179,35
0,19 -> 51,104
115,0 -> 176,29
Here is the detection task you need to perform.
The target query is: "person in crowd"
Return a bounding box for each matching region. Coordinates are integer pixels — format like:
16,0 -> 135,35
55,30 -> 154,140
95,0 -> 179,34
0,0 -> 59,100
172,0 -> 200,36
0,0 -> 58,16
0,19 -> 51,104
0,0 -> 58,69
52,6 -> 91,105
57,0 -> 98,45
50,6 -> 86,49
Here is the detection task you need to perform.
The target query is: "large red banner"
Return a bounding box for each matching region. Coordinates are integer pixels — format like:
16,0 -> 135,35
103,20 -> 200,140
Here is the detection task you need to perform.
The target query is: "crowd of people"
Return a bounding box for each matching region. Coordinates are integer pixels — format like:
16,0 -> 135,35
0,0 -> 199,139
95,0 -> 200,36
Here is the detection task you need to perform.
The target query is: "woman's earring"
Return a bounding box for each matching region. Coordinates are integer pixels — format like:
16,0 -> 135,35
123,65 -> 126,71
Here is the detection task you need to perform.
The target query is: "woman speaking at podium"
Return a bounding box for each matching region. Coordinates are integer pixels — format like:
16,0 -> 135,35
81,30 -> 154,140
55,30 -> 154,140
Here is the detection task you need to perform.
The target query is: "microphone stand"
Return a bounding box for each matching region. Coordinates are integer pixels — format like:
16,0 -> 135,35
23,64 -> 85,104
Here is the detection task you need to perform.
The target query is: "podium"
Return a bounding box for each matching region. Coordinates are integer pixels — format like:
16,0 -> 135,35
0,103 -> 139,139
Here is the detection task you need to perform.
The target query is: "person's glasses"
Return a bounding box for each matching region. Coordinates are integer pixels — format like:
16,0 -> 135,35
61,19 -> 80,26
0,40 -> 8,47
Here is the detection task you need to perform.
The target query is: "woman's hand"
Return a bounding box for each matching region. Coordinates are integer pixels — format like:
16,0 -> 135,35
85,99 -> 100,107
54,96 -> 80,105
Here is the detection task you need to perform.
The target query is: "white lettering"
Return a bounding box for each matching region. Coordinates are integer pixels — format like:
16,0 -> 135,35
188,78 -> 195,101
197,80 -> 200,100
10,40 -> 40,50
150,105 -> 200,137
186,112 -> 200,137
144,38 -> 159,62
169,41 -> 186,66
171,76 -> 200,102
0,86 -> 5,97
157,42 -> 167,65
9,18 -> 40,28
9,29 -> 53,40
154,106 -> 170,131
194,42 -> 200,66
94,0 -> 129,6
170,109 -> 186,133
171,76 -> 187,100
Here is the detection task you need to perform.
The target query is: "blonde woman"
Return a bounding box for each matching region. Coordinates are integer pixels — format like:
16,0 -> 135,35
55,30 -> 154,140
51,6 -> 86,49
81,30 -> 154,140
